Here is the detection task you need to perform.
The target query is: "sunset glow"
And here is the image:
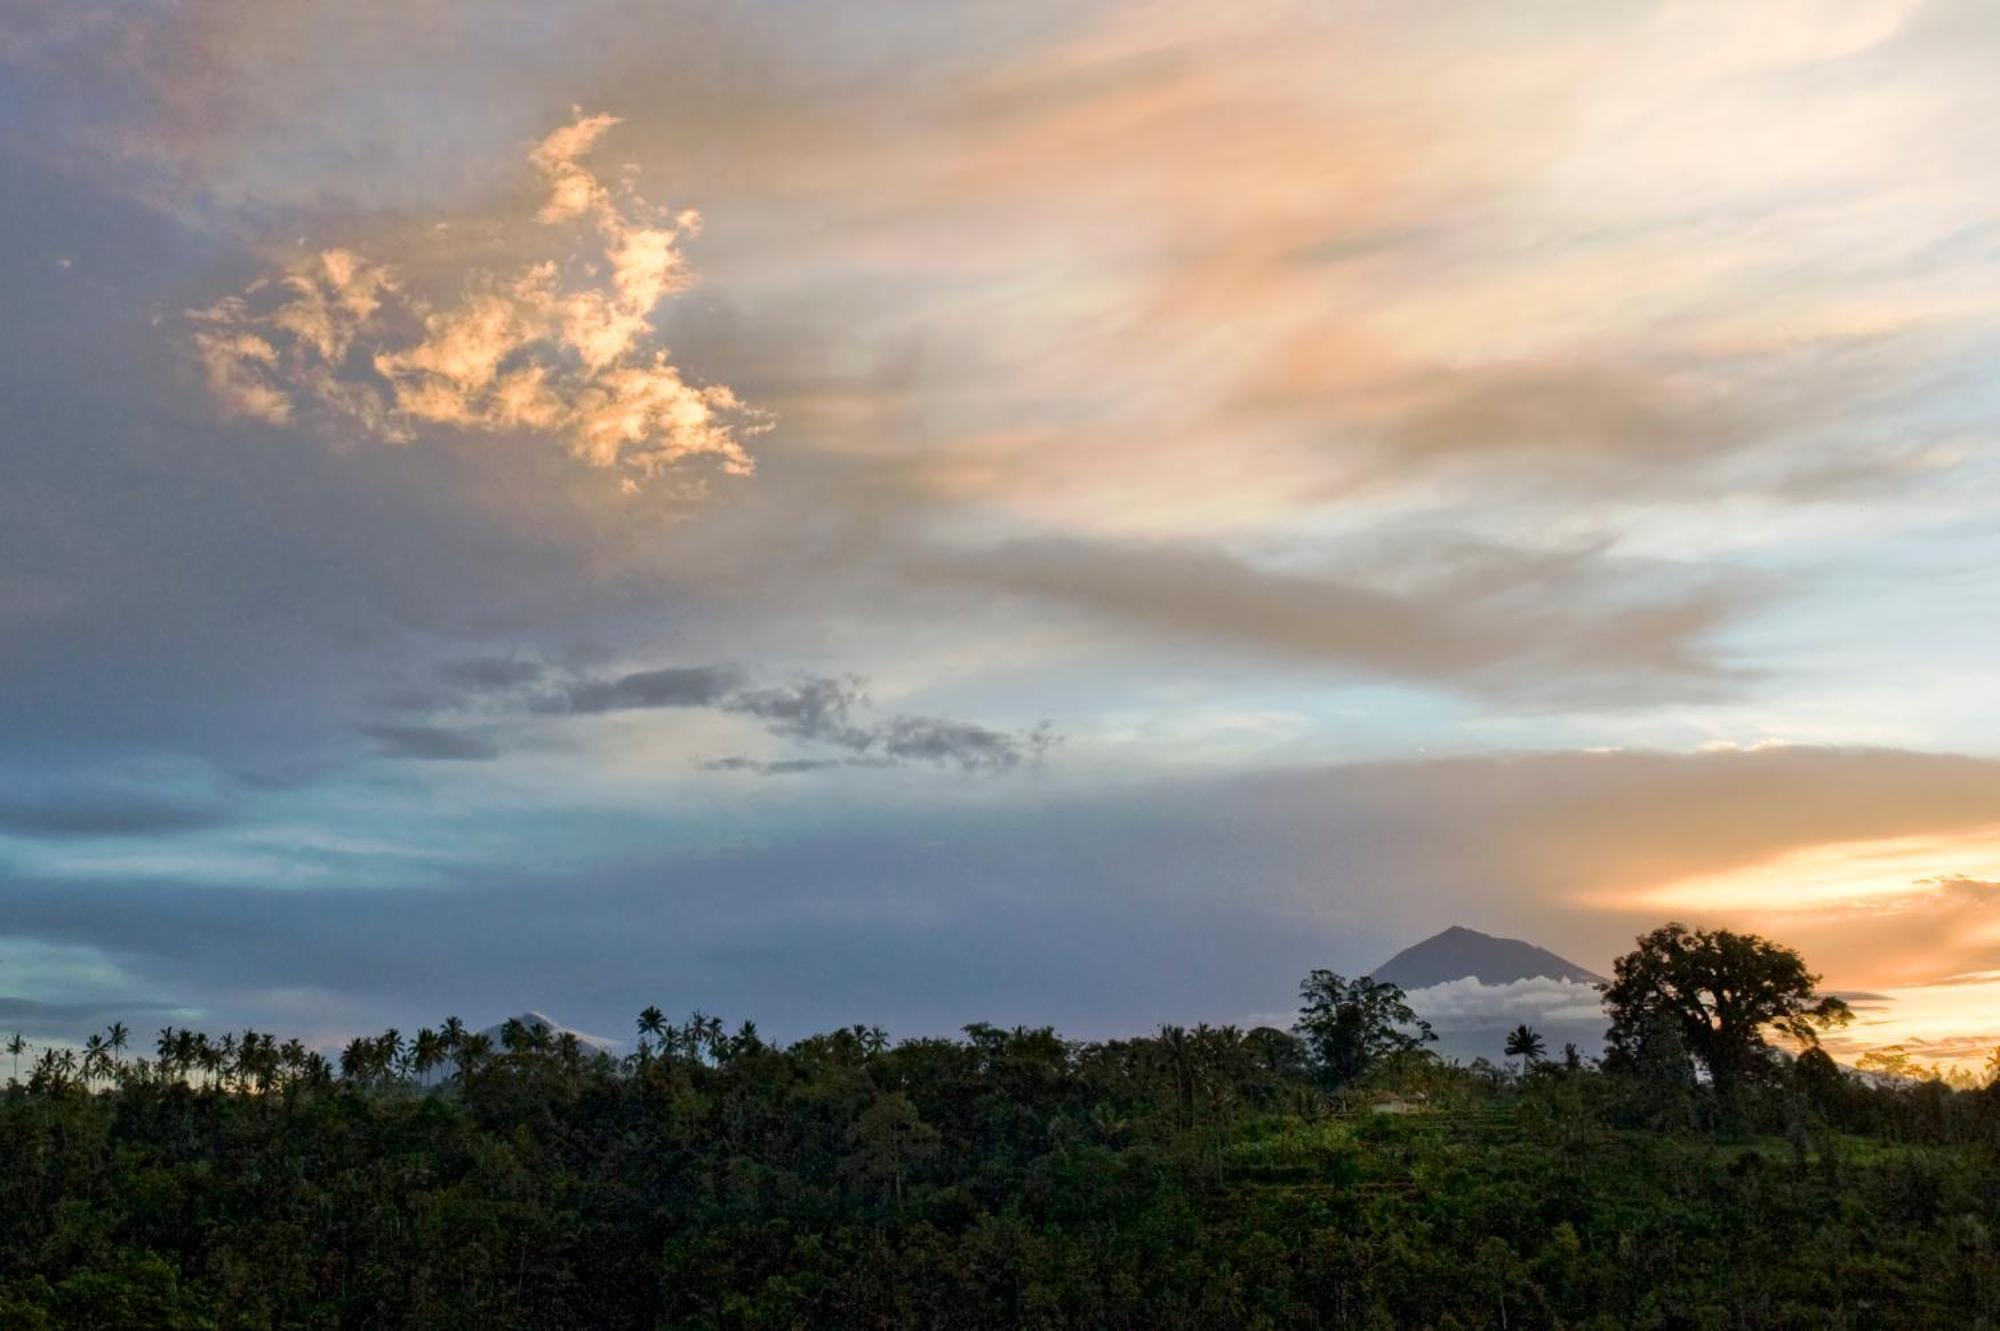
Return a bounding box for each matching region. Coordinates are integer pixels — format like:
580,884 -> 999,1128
4,1 -> 2000,1076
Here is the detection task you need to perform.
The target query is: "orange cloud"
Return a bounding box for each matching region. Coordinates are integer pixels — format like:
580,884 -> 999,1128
187,113 -> 766,492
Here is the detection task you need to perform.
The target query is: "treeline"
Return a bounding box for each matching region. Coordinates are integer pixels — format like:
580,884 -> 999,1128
1,925 -> 1998,1329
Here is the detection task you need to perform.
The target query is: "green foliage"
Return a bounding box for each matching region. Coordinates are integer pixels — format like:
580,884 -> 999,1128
1,949 -> 1996,1328
1602,922 -> 1852,1091
1293,971 -> 1436,1089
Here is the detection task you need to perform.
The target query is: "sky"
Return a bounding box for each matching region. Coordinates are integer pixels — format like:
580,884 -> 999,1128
4,1 -> 2000,1069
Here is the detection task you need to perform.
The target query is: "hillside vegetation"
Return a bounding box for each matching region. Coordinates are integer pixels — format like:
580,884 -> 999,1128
3,925 -> 1997,1330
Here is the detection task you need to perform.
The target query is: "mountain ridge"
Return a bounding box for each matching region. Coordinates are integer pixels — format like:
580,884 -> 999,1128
1373,925 -> 1604,990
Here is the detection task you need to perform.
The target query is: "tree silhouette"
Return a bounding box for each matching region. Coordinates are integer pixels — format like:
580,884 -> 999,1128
5,1032 -> 24,1083
1603,922 -> 1851,1092
636,1006 -> 667,1066
412,1028 -> 446,1085
82,1034 -> 110,1089
455,1032 -> 493,1085
1293,971 -> 1435,1088
1504,1024 -> 1546,1072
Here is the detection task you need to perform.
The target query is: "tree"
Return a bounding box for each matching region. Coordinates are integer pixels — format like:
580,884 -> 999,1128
1293,970 -> 1435,1088
455,1032 -> 493,1084
1602,922 -> 1850,1090
411,1028 -> 446,1084
82,1034 -> 109,1089
1503,1024 -> 1545,1073
5,1032 -> 23,1083
636,1005 -> 667,1061
840,1093 -> 939,1205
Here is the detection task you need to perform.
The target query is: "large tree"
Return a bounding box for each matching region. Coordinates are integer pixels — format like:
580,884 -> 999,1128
1294,971 -> 1435,1088
1602,922 -> 1850,1088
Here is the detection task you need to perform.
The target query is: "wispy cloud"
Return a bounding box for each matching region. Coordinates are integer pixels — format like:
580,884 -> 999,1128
931,535 -> 1757,704
357,723 -> 501,763
187,113 -> 767,492
433,659 -> 1053,772
0,793 -> 228,839
546,665 -> 743,714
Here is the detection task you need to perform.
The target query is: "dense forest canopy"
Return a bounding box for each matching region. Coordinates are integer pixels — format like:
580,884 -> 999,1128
4,924 -> 1999,1329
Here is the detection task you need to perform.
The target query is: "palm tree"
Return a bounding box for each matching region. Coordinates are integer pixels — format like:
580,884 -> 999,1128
82,1033 -> 110,1089
412,1028 -> 446,1085
682,1011 -> 727,1065
106,1021 -> 129,1063
455,1032 -> 493,1085
499,1018 -> 529,1054
5,1032 -> 25,1083
1503,1024 -> 1546,1074
636,1006 -> 667,1062
197,1031 -> 223,1087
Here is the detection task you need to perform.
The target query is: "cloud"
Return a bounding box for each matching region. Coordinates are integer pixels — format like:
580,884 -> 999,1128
0,995 -> 187,1038
873,716 -> 1056,769
1403,977 -> 1608,1030
9,743 -> 2000,1051
437,657 -> 547,690
1384,362 -> 1754,468
187,113 -> 767,492
700,756 -> 875,776
720,675 -> 1050,770
725,674 -> 869,741
426,660 -> 1053,773
933,535 -> 1755,703
0,794 -> 228,839
528,666 -> 1050,772
546,664 -> 744,715
11,0 -> 2000,1076
357,723 -> 500,762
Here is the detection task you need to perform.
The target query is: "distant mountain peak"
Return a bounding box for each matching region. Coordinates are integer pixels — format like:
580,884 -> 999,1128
478,1011 -> 618,1051
1372,926 -> 1603,989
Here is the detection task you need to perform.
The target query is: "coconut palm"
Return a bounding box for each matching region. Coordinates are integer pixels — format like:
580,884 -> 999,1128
455,1032 -> 493,1085
636,1006 -> 667,1061
500,1018 -> 529,1054
412,1028 -> 446,1085
82,1033 -> 110,1089
1503,1024 -> 1546,1074
5,1032 -> 25,1083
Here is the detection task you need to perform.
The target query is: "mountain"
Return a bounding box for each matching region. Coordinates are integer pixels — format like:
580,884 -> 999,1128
476,1011 -> 619,1053
1372,926 -> 1603,989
